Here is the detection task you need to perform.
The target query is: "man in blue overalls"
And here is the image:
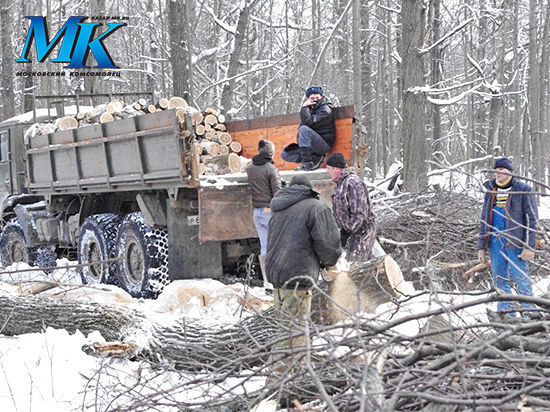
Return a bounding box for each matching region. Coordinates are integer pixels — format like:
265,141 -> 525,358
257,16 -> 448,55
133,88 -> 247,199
477,157 -> 538,317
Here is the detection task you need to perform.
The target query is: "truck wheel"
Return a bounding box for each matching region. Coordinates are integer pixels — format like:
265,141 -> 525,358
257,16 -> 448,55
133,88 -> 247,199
0,219 -> 57,268
114,212 -> 169,298
78,214 -> 121,285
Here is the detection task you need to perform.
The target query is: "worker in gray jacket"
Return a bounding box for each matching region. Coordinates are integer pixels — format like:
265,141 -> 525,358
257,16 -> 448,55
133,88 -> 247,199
245,139 -> 282,291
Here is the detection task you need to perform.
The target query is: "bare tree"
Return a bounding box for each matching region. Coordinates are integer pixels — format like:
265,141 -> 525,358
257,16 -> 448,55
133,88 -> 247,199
400,0 -> 429,191
168,0 -> 195,103
220,0 -> 260,117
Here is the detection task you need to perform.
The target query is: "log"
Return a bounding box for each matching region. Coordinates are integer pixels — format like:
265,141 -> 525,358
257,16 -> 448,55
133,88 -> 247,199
227,152 -> 242,173
58,116 -> 78,131
0,293 -> 277,371
217,131 -> 232,145
38,123 -> 56,135
217,113 -> 226,124
204,114 -> 218,126
106,98 -> 124,114
192,141 -> 202,155
203,153 -> 241,174
197,163 -> 206,175
167,96 -> 188,109
137,98 -> 147,107
218,144 -> 229,155
315,255 -> 407,325
133,102 -> 142,110
145,104 -> 157,114
204,130 -> 217,140
229,141 -> 242,153
195,124 -> 206,136
100,112 -> 115,123
191,111 -> 204,125
175,108 -> 188,121
156,98 -> 169,110
201,141 -> 221,156
203,107 -> 218,116
215,123 -> 227,131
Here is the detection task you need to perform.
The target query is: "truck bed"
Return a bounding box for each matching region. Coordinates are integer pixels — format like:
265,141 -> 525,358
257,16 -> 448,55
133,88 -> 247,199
25,109 -> 193,194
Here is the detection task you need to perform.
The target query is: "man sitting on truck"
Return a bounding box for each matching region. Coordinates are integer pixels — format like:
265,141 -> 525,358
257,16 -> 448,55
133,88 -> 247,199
281,86 -> 336,171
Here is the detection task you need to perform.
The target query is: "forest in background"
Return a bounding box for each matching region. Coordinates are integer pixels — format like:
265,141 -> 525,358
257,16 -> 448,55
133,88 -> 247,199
0,0 -> 549,191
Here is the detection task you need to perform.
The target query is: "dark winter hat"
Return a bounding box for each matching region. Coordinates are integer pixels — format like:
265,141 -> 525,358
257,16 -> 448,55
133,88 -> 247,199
305,86 -> 324,97
494,157 -> 514,172
289,175 -> 313,189
258,139 -> 274,156
326,152 -> 347,169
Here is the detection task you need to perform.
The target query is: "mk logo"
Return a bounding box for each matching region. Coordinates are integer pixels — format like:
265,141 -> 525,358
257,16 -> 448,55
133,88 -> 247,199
16,16 -> 126,69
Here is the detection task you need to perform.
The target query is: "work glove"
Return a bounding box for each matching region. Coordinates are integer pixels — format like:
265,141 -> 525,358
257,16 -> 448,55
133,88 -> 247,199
518,248 -> 535,262
477,249 -> 486,264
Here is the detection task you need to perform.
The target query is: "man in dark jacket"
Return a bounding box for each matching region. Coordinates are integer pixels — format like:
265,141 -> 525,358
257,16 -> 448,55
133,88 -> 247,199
245,139 -> 282,290
477,157 -> 538,317
326,153 -> 376,262
266,175 -> 341,375
281,86 -> 336,171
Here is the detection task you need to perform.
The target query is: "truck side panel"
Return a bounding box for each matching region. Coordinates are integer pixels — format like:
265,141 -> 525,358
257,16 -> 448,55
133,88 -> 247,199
226,105 -> 354,171
25,110 -> 194,195
198,174 -> 336,243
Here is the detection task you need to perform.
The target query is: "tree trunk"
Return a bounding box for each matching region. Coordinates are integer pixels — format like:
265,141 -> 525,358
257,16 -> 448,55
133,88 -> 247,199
351,0 -> 362,170
167,0 -> 194,104
528,0 -> 541,193
430,0 -> 442,158
220,0 -> 259,117
400,0 -> 428,192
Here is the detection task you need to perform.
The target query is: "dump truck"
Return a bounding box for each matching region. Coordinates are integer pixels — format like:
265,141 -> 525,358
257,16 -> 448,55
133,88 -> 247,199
0,101 -> 354,297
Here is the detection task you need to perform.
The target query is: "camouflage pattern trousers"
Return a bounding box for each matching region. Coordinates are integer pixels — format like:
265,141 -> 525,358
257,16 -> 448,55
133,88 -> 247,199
346,224 -> 376,262
267,288 -> 312,380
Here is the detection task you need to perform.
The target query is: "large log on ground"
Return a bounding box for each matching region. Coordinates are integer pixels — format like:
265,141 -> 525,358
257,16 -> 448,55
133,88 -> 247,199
0,293 -> 278,371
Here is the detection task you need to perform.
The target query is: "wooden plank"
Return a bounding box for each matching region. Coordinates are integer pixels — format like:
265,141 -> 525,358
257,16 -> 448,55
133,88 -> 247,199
225,105 -> 354,132
229,117 -> 353,171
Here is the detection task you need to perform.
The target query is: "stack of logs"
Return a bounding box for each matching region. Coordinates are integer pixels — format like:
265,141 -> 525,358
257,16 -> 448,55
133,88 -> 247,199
186,107 -> 243,175
26,97 -> 247,176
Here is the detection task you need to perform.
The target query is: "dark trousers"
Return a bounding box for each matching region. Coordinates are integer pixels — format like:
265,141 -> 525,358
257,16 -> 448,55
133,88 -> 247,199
281,126 -> 331,163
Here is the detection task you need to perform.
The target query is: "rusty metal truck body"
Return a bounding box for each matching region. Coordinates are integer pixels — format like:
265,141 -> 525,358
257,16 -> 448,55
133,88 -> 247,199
0,105 -> 354,297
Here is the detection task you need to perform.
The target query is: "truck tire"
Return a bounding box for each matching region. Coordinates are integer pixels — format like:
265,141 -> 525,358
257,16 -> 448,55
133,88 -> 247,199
114,212 -> 169,298
0,219 -> 57,268
78,214 -> 122,285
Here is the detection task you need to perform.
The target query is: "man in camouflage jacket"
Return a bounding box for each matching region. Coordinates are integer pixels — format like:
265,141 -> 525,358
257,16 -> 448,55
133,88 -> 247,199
326,153 -> 376,262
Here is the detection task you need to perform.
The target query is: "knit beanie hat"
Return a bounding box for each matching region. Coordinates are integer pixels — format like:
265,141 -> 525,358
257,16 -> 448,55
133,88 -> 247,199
494,157 -> 513,171
305,86 -> 324,97
258,139 -> 274,156
326,153 -> 347,169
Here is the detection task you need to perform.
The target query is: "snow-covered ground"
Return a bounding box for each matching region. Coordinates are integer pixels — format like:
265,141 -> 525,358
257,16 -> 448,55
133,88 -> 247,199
0,261 -> 275,411
2,253 -> 550,411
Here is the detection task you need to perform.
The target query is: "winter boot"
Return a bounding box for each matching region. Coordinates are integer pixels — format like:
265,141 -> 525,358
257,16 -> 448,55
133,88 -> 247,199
310,153 -> 325,170
258,254 -> 273,292
294,148 -> 315,171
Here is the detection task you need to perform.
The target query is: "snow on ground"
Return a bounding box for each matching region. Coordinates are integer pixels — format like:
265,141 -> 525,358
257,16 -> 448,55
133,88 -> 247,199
0,260 -> 273,411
